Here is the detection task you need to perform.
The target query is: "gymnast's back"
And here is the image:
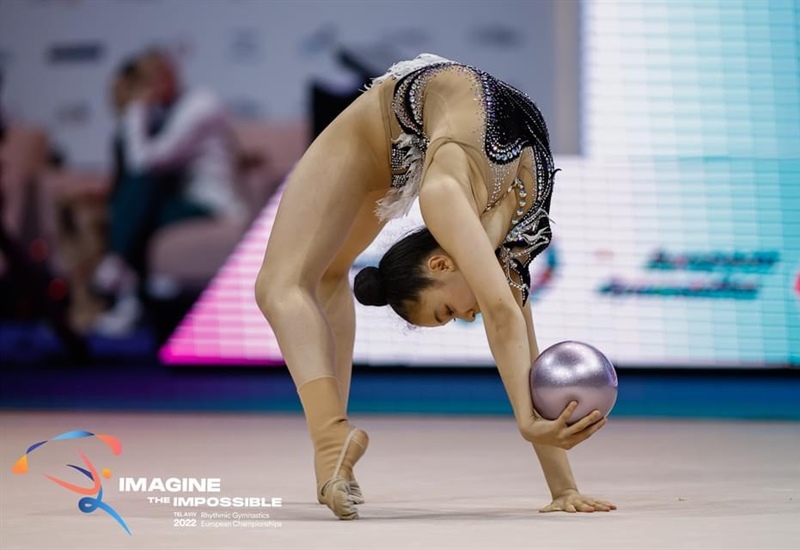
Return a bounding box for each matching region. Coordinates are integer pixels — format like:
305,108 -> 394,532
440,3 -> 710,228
360,55 -> 554,222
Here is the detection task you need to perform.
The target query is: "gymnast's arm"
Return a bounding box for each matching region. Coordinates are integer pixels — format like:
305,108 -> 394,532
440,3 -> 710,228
522,299 -> 580,497
418,142 -> 542,437
523,306 -> 616,513
419,143 -> 605,449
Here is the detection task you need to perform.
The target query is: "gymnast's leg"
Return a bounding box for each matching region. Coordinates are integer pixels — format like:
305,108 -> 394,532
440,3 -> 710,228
316,197 -> 387,505
255,97 -> 388,520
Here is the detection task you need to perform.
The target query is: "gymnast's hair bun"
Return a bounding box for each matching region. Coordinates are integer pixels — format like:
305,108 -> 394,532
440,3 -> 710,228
354,266 -> 388,307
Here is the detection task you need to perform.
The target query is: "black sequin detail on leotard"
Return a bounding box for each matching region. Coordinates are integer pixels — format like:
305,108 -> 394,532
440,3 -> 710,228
390,62 -> 558,304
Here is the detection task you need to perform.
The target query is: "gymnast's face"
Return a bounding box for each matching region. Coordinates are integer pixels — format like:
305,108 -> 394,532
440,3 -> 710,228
410,254 -> 480,327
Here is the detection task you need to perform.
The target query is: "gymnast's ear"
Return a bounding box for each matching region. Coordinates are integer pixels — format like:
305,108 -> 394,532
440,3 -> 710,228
426,254 -> 454,273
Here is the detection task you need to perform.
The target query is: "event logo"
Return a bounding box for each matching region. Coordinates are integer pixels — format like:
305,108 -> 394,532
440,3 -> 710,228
599,250 -> 779,299
12,430 -> 131,535
469,23 -> 524,48
47,42 -> 104,65
54,101 -> 92,127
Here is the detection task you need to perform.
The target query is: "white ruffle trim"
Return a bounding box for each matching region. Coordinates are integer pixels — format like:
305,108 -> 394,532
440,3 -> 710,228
374,133 -> 426,221
367,52 -> 454,90
370,53 -> 454,221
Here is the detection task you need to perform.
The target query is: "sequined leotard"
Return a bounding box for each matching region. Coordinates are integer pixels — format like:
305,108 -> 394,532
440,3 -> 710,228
372,54 -> 558,304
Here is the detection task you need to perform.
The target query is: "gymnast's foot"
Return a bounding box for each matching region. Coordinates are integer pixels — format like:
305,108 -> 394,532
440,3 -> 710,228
347,479 -> 365,505
317,475 -> 365,505
298,376 -> 369,520
315,426 -> 369,520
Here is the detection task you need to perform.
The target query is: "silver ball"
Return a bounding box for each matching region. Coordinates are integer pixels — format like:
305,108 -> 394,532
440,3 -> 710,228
530,341 -> 618,425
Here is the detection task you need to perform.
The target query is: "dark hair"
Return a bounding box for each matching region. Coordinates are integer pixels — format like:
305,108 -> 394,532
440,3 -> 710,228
117,56 -> 139,78
115,56 -> 141,83
354,227 -> 441,321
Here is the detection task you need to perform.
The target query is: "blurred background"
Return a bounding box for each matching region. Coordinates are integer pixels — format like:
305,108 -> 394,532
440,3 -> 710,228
0,0 -> 797,418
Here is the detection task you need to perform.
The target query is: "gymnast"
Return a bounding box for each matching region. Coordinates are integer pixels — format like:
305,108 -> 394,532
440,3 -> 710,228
255,54 -> 615,520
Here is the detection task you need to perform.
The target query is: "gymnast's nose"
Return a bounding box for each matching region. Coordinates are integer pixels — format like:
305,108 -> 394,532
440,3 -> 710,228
461,308 -> 478,323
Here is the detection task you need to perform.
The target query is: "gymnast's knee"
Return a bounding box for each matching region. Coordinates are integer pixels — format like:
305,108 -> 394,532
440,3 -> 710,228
257,261 -> 346,323
255,269 -> 304,321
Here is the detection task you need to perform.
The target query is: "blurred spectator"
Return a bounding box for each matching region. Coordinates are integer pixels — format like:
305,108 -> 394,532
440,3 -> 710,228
0,70 -> 5,142
0,70 -> 90,362
93,47 -> 245,336
109,56 -> 140,191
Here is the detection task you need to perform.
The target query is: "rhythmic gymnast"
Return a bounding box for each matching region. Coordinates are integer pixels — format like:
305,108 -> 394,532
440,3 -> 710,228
256,54 -> 615,520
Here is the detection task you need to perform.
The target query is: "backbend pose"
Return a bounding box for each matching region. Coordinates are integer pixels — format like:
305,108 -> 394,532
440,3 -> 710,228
256,54 -> 615,520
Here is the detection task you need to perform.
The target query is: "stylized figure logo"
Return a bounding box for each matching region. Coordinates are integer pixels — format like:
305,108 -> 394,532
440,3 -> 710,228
12,430 -> 131,535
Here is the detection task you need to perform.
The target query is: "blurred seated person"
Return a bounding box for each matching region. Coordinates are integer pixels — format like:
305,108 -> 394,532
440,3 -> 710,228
108,56 -> 139,192
93,47 -> 245,336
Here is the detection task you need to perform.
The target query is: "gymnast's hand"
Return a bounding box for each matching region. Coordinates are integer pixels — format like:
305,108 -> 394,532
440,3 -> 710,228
519,401 -> 607,450
539,489 -> 617,513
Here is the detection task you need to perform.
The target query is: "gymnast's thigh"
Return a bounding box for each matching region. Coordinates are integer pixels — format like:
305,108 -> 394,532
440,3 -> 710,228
260,119 -> 388,287
324,190 -> 389,280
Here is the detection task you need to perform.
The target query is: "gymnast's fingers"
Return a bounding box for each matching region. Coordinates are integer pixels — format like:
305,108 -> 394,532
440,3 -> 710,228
569,417 -> 607,446
556,401 -> 580,426
595,499 -> 617,510
576,501 -> 595,513
565,410 -> 604,436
